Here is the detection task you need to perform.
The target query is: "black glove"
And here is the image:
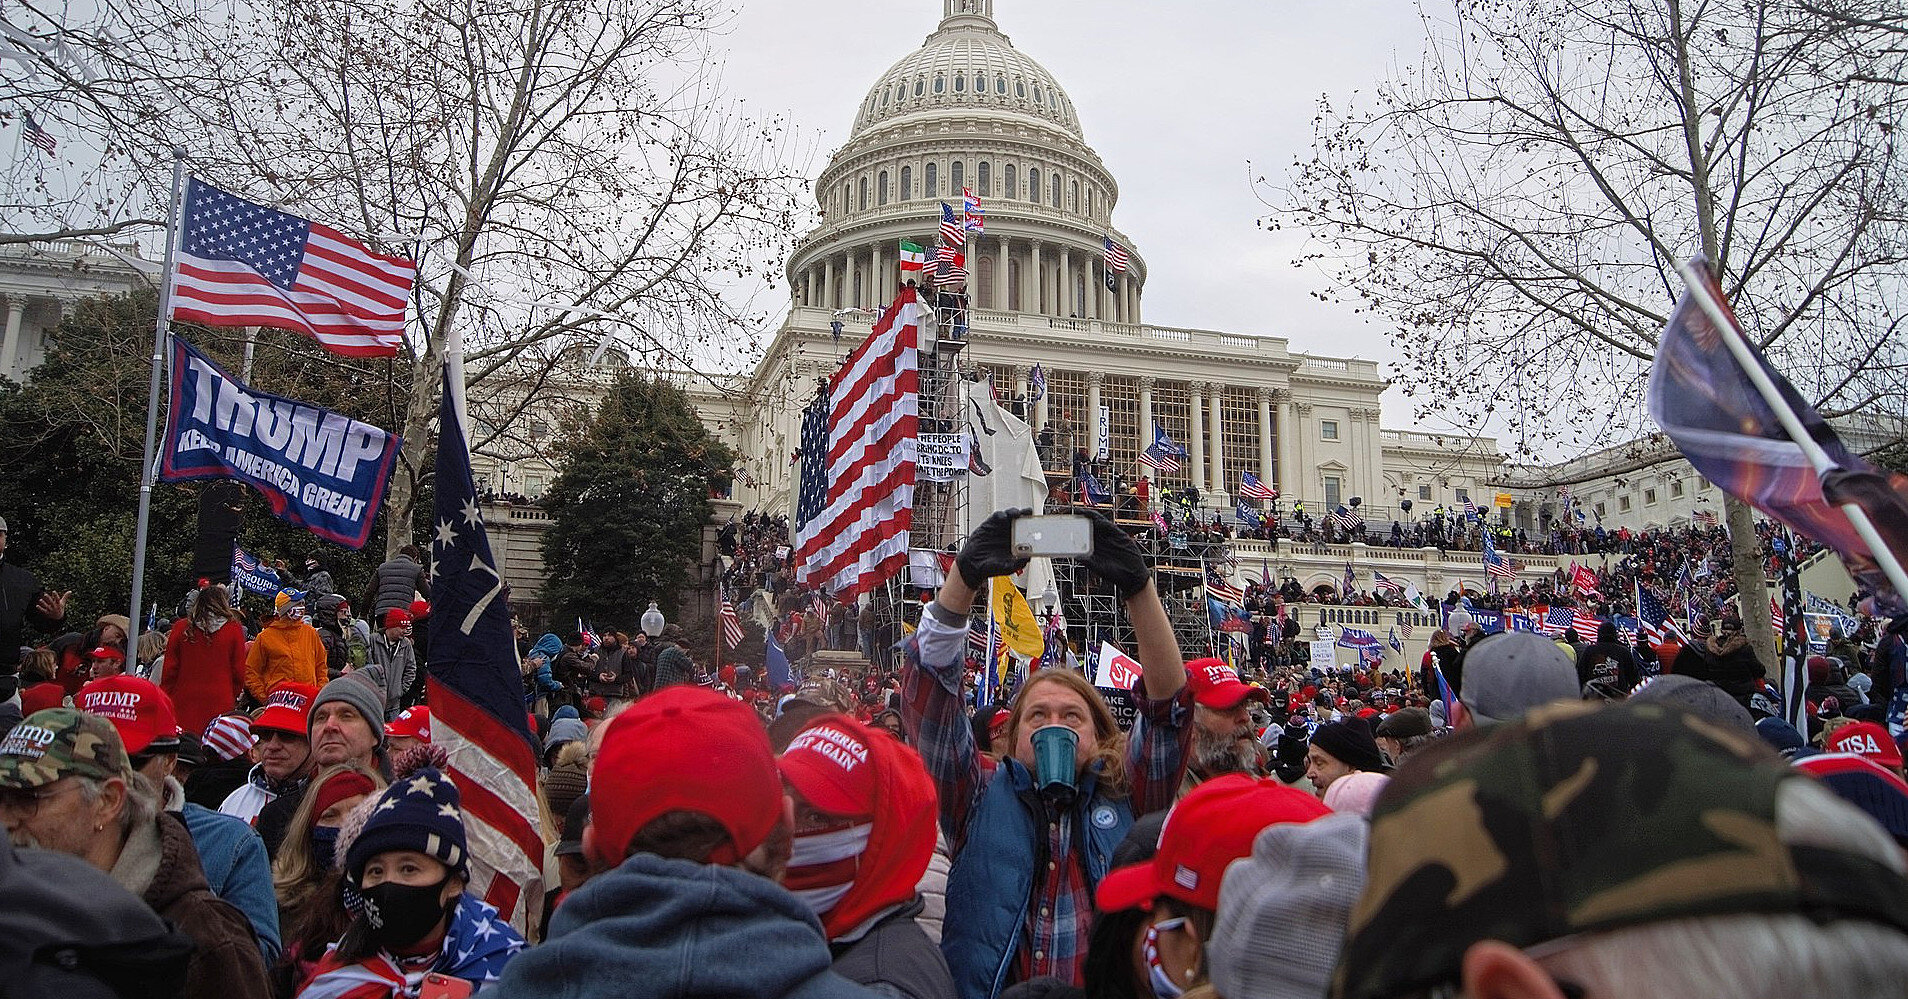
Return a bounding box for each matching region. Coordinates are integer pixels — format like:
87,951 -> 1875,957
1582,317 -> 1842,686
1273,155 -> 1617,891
956,509 -> 1032,588
1083,510 -> 1152,599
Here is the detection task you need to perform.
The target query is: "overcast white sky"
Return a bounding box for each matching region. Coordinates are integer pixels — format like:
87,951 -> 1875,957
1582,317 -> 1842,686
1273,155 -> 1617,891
709,0 -> 1441,422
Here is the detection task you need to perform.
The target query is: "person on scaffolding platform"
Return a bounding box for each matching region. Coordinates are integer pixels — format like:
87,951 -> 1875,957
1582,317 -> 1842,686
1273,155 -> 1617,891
900,508 -> 1192,999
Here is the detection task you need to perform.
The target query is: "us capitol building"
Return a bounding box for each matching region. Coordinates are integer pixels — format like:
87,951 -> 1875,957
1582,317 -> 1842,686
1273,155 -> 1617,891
712,0 -> 1503,540
7,0 -> 1846,622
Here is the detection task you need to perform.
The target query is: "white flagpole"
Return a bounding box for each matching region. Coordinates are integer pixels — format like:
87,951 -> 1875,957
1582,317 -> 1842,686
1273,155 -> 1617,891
128,149 -> 187,658
1670,258 -> 1908,605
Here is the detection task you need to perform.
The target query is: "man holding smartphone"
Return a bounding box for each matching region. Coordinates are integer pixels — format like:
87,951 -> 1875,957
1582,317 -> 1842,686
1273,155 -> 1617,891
0,515 -> 68,671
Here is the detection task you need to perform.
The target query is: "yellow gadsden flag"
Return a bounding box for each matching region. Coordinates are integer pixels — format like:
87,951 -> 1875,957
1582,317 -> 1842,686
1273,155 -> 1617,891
991,576 -> 1047,662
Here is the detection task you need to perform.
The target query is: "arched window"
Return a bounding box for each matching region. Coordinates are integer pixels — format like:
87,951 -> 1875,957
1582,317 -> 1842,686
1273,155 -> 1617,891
1027,168 -> 1040,203
1050,173 -> 1061,207
934,75 -> 945,94
996,75 -> 1006,94
881,88 -> 890,108
1015,79 -> 1026,98
915,78 -> 925,96
978,162 -> 990,197
859,176 -> 868,211
954,74 -> 965,92
926,162 -> 938,197
854,270 -> 863,307
843,183 -> 852,210
900,166 -> 912,201
952,160 -> 964,193
1004,164 -> 1017,200
1034,84 -> 1044,103
1070,179 -> 1079,212
877,170 -> 889,206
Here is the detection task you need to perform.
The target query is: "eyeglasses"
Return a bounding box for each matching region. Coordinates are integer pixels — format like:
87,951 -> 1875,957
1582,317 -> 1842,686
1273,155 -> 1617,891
0,781 -> 81,818
255,730 -> 305,745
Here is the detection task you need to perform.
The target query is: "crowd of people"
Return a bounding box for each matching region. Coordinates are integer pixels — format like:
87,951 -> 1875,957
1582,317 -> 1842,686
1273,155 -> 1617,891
4,505 -> 1908,999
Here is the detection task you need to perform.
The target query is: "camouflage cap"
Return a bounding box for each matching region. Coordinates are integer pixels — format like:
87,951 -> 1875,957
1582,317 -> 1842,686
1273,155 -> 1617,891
0,708 -> 134,789
1332,700 -> 1908,999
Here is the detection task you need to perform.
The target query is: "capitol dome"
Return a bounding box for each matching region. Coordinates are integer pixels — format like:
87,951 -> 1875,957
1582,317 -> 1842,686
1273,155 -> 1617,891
848,5 -> 1083,141
787,0 -> 1145,324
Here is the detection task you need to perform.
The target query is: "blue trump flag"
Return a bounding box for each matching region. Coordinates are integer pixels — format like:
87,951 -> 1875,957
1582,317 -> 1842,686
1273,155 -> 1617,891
425,366 -> 543,925
160,337 -> 398,548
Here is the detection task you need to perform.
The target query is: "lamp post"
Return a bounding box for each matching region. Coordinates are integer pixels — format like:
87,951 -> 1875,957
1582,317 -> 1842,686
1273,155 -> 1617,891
641,600 -> 665,638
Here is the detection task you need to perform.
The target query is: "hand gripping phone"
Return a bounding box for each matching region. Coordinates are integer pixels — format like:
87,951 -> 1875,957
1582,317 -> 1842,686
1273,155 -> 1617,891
1011,514 -> 1094,558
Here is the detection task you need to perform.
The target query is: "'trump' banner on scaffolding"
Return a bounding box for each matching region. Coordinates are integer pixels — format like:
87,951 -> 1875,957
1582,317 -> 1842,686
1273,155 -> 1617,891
160,338 -> 399,549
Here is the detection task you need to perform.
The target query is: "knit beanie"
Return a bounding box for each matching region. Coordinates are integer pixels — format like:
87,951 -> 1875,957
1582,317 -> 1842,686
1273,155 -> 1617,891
543,760 -> 589,825
1795,753 -> 1908,846
343,766 -> 468,883
311,672 -> 386,748
202,715 -> 254,763
1310,716 -> 1386,773
1321,771 -> 1391,817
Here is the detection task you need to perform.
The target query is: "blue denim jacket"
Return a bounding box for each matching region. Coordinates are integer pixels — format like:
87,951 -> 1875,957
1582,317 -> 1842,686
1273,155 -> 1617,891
181,801 -> 282,964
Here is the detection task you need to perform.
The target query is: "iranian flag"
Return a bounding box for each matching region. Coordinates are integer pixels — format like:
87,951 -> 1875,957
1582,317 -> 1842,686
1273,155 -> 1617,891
899,240 -> 926,273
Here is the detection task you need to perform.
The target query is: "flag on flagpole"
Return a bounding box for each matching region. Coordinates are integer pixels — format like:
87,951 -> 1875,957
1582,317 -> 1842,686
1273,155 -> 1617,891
1343,562 -> 1356,597
1397,615 -> 1414,639
1103,236 -> 1131,273
1482,531 -> 1516,580
170,178 -> 413,358
1570,609 -> 1603,641
963,188 -> 984,233
1648,257 -> 1908,614
1434,665 -> 1462,728
1337,627 -> 1381,650
940,202 -> 965,247
1028,363 -> 1046,402
1238,471 -> 1277,500
425,366 -> 543,930
1570,563 -> 1601,597
790,286 -> 923,599
1206,566 -> 1245,605
765,630 -> 791,690
898,240 -> 926,275
933,243 -> 967,286
1389,627 -> 1403,654
1235,500 -> 1261,529
22,112 -> 56,155
719,593 -> 746,650
1373,571 -> 1404,598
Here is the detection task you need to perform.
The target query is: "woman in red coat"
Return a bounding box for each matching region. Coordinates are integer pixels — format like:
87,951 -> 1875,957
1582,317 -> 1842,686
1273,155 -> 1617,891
164,583 -> 250,738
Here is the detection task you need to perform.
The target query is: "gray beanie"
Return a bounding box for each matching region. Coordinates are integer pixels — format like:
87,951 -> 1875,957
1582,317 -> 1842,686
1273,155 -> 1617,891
311,672 -> 387,747
543,717 -> 588,753
1212,811 -> 1369,999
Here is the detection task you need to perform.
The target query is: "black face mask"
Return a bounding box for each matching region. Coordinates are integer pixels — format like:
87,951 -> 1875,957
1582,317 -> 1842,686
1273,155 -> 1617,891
359,878 -> 451,951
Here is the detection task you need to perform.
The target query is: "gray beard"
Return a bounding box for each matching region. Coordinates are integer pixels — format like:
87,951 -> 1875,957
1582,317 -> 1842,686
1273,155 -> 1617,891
1192,725 -> 1258,777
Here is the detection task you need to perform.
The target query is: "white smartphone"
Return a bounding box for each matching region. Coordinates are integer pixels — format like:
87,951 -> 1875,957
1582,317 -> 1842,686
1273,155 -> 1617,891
1011,514 -> 1094,558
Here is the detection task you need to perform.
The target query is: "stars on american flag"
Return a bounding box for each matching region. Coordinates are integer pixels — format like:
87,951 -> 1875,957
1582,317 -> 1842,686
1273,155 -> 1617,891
179,182 -> 311,289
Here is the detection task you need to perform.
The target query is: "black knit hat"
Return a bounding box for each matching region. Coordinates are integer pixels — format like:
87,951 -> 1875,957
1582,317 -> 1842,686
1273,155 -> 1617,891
343,766 -> 467,883
1311,716 -> 1386,773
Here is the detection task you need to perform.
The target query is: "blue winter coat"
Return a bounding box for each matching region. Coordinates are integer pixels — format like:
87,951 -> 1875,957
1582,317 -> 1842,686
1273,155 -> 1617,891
180,801 -> 281,965
491,853 -> 883,999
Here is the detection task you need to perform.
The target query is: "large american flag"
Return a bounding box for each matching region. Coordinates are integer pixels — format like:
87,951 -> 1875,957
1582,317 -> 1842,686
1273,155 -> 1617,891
1570,609 -> 1603,641
940,202 -> 965,247
1239,471 -> 1277,500
425,367 -> 542,930
1138,441 -> 1179,472
791,286 -> 922,598
1535,606 -> 1575,637
22,112 -> 56,155
1206,566 -> 1245,605
1103,236 -> 1130,273
719,593 -> 746,650
170,178 -> 412,357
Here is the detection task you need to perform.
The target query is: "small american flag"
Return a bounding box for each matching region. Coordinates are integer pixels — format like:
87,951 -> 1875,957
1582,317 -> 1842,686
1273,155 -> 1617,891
719,594 -> 745,649
170,178 -> 413,357
1482,532 -> 1517,579
1238,471 -> 1277,500
1139,441 -> 1179,472
1397,615 -> 1414,639
963,188 -> 984,233
22,113 -> 55,155
1103,236 -> 1130,273
1462,498 -> 1479,521
1207,567 -> 1245,605
1373,570 -> 1404,597
940,202 -> 965,247
934,243 -> 967,285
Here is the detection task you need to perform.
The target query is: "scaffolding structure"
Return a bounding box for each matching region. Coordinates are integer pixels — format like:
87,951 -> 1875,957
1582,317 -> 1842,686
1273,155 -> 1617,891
853,283 -> 1234,682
